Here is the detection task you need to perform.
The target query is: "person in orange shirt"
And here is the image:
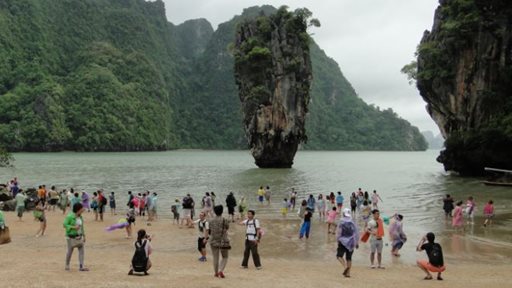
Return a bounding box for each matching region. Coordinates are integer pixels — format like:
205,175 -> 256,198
366,209 -> 385,269
37,185 -> 47,206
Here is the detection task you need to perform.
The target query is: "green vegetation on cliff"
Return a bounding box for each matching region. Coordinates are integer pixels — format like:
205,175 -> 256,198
415,0 -> 512,175
0,1 -> 427,152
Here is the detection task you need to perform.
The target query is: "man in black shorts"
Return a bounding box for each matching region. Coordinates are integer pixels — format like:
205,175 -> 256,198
336,208 -> 359,278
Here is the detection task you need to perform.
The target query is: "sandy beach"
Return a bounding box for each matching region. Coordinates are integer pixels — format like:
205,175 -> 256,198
0,210 -> 510,288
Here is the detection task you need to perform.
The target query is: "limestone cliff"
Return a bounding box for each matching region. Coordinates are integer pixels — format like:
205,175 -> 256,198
233,7 -> 314,168
417,0 -> 512,175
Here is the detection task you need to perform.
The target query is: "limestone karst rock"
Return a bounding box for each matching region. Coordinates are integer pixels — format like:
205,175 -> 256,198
234,7 -> 314,168
417,0 -> 512,175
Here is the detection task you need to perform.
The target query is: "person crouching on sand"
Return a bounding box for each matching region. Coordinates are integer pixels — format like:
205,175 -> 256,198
416,232 -> 445,280
129,229 -> 152,275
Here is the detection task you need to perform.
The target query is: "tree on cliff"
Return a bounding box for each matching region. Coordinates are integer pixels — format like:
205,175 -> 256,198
233,6 -> 320,168
0,147 -> 14,167
413,0 -> 512,175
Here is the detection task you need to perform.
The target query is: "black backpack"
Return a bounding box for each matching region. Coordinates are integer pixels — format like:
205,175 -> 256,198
183,197 -> 193,209
132,240 -> 149,272
429,243 -> 443,267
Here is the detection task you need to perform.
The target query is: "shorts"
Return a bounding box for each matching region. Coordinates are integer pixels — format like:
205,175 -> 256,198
337,242 -> 353,261
172,212 -> 180,220
38,215 -> 46,223
258,196 -> 264,202
49,199 -> 58,205
228,206 -> 235,215
197,237 -> 206,251
484,214 -> 494,219
183,208 -> 191,218
110,202 -> 116,209
281,208 -> 288,215
16,206 -> 25,217
417,259 -> 446,273
370,238 -> 383,253
392,240 -> 404,250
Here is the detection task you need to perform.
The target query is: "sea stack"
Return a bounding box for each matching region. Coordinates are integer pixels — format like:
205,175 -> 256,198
234,7 -> 316,168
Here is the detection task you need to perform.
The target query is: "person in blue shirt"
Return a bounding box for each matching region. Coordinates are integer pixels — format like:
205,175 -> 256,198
336,191 -> 344,211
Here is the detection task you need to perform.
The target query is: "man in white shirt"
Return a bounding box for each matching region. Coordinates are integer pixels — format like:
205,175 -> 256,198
240,210 -> 262,269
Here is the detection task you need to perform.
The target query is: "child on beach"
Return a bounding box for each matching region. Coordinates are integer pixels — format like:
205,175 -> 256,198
483,200 -> 494,227
257,186 -> 265,205
281,198 -> 289,217
465,196 -> 476,224
316,194 -> 326,221
326,207 -> 337,234
33,199 -> 47,237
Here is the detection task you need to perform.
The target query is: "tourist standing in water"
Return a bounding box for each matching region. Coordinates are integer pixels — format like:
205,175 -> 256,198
336,208 -> 359,278
299,208 -> 313,239
335,191 -> 344,211
316,194 -> 326,221
350,192 -> 357,216
371,190 -> 383,210
483,200 -> 494,227
442,194 -> 454,220
306,194 -> 316,213
257,186 -> 265,205
289,188 -> 297,210
452,201 -> 464,231
326,207 -> 337,234
281,198 -> 289,217
264,186 -> 271,205
465,196 -> 476,224
109,192 -> 116,216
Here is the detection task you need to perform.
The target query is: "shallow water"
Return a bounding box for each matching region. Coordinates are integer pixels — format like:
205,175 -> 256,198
2,150 -> 511,264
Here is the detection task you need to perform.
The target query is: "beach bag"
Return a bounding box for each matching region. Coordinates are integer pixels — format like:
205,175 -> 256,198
360,231 -> 370,243
132,240 -> 149,272
0,226 -> 11,245
100,195 -> 107,206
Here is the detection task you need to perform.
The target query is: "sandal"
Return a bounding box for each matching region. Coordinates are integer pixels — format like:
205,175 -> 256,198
437,276 -> 443,281
79,267 -> 89,272
424,276 -> 433,280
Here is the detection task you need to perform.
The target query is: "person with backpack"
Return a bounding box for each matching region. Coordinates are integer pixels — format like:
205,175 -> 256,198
416,232 -> 445,280
129,229 -> 152,275
336,208 -> 359,278
240,210 -> 262,270
194,211 -> 209,262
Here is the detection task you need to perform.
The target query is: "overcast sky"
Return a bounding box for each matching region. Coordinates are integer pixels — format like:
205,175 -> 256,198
162,0 -> 441,134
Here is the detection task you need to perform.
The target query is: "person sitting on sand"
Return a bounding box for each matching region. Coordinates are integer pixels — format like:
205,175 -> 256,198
416,232 -> 445,280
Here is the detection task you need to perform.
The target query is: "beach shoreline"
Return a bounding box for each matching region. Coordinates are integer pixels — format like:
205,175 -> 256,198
0,210 -> 510,288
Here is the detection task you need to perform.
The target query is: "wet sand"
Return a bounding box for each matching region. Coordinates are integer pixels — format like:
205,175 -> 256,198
0,211 -> 510,288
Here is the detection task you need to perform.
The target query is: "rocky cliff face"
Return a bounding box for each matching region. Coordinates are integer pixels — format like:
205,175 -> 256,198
234,7 -> 313,168
417,0 -> 512,175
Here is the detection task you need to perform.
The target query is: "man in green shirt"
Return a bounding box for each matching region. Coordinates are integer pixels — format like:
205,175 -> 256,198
15,190 -> 27,221
63,203 -> 88,271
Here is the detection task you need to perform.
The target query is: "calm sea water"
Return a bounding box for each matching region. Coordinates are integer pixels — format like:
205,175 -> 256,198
2,150 -> 511,263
